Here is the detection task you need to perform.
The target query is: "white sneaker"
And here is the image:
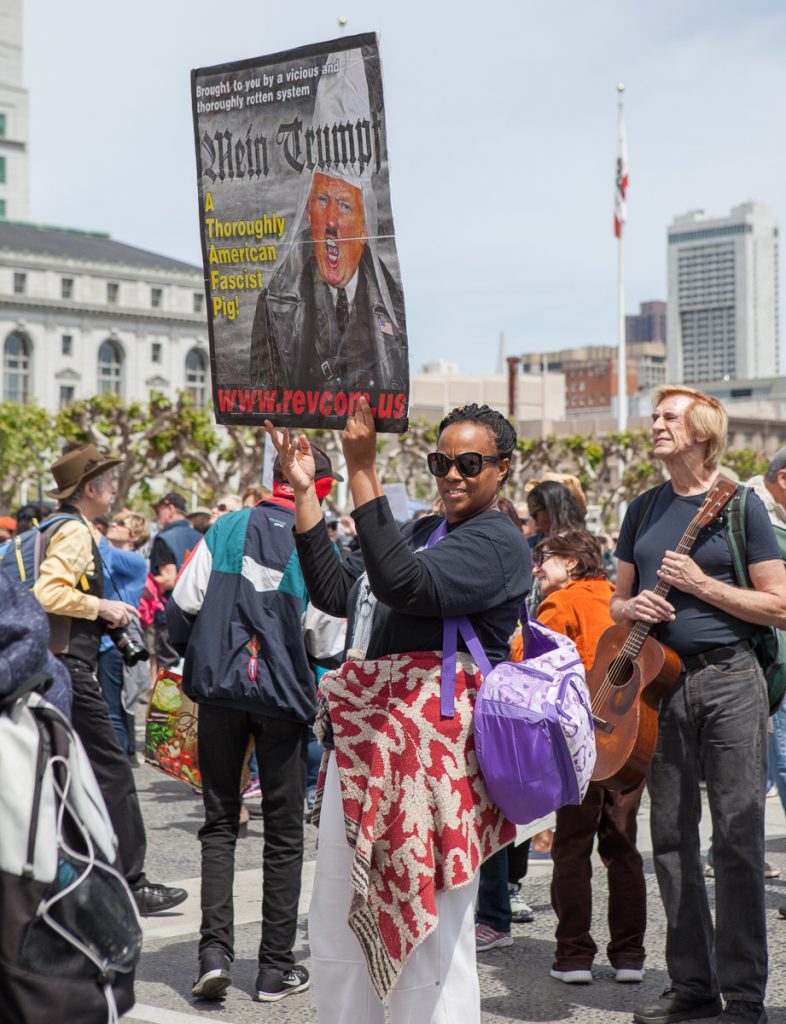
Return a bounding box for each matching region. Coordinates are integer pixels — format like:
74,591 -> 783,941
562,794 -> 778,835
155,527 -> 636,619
509,882 -> 534,923
615,967 -> 645,983
550,967 -> 593,984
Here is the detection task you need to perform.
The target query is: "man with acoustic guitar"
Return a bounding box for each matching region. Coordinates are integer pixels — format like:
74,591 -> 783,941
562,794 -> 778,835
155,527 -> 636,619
611,385 -> 786,1024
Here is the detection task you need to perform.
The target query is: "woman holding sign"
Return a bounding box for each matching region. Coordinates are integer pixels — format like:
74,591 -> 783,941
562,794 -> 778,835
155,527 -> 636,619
266,399 -> 530,1024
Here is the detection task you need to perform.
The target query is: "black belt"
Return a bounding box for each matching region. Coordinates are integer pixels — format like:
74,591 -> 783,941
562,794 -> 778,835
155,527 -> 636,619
682,637 -> 754,672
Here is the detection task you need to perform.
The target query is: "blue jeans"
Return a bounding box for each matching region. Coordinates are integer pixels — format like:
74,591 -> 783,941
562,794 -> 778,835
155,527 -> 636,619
649,647 -> 768,1005
767,698 -> 786,814
477,847 -> 511,932
97,646 -> 132,757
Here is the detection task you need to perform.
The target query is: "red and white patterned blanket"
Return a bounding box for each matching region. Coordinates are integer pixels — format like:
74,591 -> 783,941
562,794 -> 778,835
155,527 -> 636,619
312,650 -> 514,1001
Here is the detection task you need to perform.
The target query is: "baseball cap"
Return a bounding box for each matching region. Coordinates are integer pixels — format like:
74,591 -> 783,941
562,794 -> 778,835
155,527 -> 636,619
151,492 -> 187,513
0,515 -> 16,532
767,445 -> 786,477
272,443 -> 343,486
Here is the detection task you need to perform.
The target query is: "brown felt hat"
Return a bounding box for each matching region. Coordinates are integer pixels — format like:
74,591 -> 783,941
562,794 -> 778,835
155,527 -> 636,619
46,444 -> 123,500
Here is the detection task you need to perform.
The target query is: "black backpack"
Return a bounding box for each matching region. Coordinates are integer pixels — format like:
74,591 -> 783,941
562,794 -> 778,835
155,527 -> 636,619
0,675 -> 141,1023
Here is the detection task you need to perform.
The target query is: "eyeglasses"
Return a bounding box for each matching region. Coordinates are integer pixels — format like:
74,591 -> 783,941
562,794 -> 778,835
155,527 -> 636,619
533,549 -> 558,568
427,451 -> 502,478
214,503 -> 230,512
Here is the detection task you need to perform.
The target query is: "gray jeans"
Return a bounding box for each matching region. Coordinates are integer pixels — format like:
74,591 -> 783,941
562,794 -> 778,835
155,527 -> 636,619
648,646 -> 768,1005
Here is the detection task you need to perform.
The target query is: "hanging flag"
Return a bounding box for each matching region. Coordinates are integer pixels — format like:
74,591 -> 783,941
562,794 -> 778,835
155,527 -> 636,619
614,102 -> 628,238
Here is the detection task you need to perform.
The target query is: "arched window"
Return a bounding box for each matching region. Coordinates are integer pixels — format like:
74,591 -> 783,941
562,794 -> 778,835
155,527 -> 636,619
97,339 -> 123,396
185,347 -> 208,406
3,331 -> 31,403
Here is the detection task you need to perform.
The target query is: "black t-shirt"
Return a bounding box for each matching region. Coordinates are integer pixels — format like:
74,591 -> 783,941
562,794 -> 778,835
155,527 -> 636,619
149,535 -> 173,574
295,497 -> 532,665
615,483 -> 781,656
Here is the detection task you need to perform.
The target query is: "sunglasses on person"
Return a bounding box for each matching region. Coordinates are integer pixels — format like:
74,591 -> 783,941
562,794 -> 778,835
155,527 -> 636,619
427,451 -> 502,478
214,503 -> 231,512
532,549 -> 558,568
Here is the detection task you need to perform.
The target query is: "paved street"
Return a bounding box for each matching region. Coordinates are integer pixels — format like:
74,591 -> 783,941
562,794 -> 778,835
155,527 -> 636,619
127,715 -> 786,1024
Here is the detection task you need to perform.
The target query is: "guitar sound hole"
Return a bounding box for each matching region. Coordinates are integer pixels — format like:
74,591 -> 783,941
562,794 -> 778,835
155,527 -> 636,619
608,656 -> 634,688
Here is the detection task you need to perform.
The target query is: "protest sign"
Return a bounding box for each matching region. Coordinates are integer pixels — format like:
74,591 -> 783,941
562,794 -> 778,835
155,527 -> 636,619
191,33 -> 409,432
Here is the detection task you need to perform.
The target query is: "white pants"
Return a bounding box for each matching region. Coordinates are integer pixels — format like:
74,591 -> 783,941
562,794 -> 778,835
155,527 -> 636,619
309,754 -> 481,1024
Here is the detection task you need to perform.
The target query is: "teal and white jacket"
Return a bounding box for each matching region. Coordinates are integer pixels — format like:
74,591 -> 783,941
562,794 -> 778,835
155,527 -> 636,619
166,499 -> 316,722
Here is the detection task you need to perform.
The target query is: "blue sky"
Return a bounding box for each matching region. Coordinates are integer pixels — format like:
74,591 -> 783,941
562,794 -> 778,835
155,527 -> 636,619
23,0 -> 786,373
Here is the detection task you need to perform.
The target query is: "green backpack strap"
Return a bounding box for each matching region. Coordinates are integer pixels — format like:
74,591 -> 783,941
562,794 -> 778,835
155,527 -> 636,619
725,485 -> 786,714
724,486 -> 750,588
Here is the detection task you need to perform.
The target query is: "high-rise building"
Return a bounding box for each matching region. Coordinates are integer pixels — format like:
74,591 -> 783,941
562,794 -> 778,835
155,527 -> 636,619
0,0 -> 29,220
667,202 -> 779,383
626,300 -> 666,345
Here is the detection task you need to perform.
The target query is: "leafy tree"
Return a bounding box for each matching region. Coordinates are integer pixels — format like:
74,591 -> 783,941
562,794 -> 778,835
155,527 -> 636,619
0,402 -> 58,511
376,419 -> 440,501
56,393 -> 207,507
723,448 -> 769,482
56,392 -> 306,506
44,394 -> 779,529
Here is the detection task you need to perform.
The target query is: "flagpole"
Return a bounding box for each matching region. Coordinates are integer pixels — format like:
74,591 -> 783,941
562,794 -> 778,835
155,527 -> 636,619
616,82 -> 627,435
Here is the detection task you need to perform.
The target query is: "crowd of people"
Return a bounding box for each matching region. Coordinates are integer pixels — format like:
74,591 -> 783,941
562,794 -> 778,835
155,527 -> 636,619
2,384 -> 786,1024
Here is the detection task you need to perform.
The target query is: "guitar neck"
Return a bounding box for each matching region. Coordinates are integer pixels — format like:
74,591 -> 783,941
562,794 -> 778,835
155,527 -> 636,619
622,516 -> 704,659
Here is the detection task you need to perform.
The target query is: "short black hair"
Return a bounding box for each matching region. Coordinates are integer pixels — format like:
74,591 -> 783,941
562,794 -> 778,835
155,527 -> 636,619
437,404 -> 517,481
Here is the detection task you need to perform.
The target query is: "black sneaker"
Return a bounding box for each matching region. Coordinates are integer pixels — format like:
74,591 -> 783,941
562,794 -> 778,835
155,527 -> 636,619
254,964 -> 310,1002
192,947 -> 231,1000
633,987 -> 722,1024
132,880 -> 188,916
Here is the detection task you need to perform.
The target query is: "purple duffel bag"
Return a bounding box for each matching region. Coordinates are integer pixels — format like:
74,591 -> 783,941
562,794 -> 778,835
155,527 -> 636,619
442,608 -> 596,824
428,519 -> 596,824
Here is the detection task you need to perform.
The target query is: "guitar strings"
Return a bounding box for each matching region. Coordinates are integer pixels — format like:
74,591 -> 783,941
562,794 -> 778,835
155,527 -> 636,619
590,518 -> 703,711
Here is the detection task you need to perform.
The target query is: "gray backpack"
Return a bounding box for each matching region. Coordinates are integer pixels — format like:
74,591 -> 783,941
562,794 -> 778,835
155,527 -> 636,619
0,676 -> 141,1023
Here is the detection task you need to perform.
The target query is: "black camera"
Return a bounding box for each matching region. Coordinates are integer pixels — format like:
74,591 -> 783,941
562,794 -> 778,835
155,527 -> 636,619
108,626 -> 150,667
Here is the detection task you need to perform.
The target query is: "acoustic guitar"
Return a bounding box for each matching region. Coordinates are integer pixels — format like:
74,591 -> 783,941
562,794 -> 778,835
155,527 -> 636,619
589,477 -> 738,790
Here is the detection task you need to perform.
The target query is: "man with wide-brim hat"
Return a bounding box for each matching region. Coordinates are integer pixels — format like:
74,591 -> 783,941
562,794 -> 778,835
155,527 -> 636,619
34,444 -> 188,918
45,443 -> 123,500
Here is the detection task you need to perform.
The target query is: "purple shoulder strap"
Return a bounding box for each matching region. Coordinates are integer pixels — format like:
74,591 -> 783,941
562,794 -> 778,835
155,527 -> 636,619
426,519 -> 553,717
425,521 -> 492,717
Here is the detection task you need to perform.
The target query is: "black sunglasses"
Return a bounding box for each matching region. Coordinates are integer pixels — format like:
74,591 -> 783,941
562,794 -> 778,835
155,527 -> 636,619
427,451 -> 502,478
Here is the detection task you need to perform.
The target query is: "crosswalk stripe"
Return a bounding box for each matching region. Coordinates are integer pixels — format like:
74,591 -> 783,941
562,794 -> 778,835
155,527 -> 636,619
142,861 -> 316,941
127,1004 -> 241,1024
